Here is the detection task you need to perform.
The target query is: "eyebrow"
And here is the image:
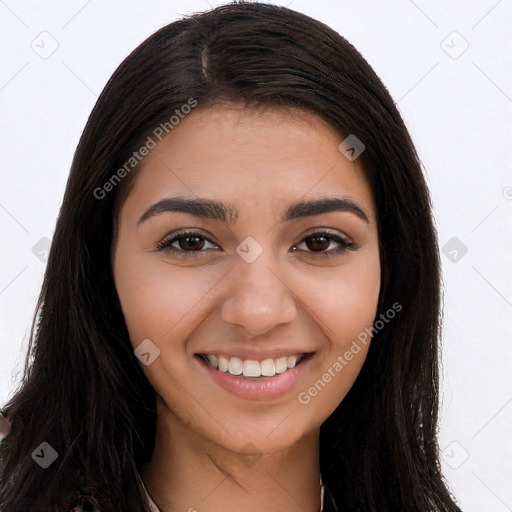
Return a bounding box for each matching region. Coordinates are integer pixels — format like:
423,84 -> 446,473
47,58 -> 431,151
137,196 -> 370,226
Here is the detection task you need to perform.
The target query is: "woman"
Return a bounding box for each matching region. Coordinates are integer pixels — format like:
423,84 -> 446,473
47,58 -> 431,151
0,2 -> 462,511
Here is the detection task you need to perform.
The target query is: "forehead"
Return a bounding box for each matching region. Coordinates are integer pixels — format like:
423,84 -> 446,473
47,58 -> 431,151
121,105 -> 376,223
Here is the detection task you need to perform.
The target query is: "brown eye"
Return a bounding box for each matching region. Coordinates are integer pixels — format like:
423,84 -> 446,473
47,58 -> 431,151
305,234 -> 330,252
177,235 -> 205,251
294,231 -> 355,256
156,230 -> 219,254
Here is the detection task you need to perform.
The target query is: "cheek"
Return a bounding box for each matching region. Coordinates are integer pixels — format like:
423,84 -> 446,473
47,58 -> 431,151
292,256 -> 380,411
298,258 -> 380,342
114,253 -> 222,346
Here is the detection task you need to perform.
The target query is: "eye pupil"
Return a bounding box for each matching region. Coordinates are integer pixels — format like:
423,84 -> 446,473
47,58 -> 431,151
180,236 -> 205,251
305,235 -> 330,252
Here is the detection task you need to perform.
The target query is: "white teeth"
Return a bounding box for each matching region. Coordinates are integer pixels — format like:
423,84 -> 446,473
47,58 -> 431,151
243,360 -> 260,377
209,354 -> 218,370
260,358 -> 276,377
228,357 -> 243,375
275,357 -> 287,374
203,353 -> 306,378
218,355 -> 229,373
287,355 -> 297,368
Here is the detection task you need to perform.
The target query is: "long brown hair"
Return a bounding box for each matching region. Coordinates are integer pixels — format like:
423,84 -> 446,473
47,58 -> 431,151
0,2 -> 461,510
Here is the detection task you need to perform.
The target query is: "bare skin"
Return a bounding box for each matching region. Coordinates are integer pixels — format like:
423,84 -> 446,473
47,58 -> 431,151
113,104 -> 381,512
0,414 -> 11,440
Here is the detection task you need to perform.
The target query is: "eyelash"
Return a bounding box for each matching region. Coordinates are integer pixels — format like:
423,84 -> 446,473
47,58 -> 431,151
155,229 -> 356,257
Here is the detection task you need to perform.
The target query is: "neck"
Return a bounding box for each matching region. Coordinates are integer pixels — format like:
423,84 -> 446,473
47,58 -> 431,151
140,399 -> 323,512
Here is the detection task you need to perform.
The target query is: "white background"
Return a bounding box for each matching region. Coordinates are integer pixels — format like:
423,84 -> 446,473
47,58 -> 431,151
1,1 -> 511,510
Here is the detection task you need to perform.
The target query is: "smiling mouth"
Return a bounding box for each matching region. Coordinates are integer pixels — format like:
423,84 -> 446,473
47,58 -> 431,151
195,352 -> 314,380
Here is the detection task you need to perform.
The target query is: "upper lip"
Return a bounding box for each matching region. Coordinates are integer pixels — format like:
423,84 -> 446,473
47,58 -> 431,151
194,348 -> 315,360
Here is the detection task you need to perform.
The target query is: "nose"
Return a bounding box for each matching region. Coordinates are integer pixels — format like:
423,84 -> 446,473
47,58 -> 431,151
221,254 -> 297,336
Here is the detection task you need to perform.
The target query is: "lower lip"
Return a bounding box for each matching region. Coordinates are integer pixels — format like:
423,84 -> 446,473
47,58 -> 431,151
195,354 -> 314,400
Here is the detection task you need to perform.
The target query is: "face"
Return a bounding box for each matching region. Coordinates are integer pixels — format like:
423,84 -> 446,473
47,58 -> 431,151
113,105 -> 380,456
